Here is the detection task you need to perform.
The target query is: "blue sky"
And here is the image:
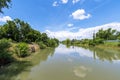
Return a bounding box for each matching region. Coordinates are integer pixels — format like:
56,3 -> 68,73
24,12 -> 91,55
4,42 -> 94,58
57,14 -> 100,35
0,0 -> 120,40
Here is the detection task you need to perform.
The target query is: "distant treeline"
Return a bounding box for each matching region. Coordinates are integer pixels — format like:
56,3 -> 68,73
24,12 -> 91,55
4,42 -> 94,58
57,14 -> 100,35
62,28 -> 120,46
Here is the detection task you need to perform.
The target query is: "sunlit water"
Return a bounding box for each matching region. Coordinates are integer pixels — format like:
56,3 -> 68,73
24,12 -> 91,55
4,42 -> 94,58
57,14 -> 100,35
1,44 -> 120,80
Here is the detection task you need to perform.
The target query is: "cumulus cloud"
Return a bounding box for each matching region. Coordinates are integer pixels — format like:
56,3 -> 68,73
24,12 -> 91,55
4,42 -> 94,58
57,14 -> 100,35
61,0 -> 68,4
52,1 -> 59,7
71,9 -> 91,20
72,0 -> 80,4
67,23 -> 74,27
45,22 -> 120,41
0,16 -> 12,22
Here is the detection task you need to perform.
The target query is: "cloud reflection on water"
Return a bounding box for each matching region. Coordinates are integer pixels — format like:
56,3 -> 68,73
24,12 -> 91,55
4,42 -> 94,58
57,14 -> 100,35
55,44 -> 120,63
73,66 -> 92,78
55,44 -> 93,58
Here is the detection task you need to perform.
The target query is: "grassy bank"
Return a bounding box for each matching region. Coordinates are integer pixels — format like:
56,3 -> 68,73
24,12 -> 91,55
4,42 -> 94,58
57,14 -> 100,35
0,38 -> 58,66
72,41 -> 120,51
95,42 -> 120,50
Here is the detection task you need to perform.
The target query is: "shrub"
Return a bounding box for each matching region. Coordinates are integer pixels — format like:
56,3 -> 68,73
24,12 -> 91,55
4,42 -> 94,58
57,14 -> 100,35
47,39 -> 58,47
95,38 -> 104,44
15,43 -> 29,57
0,39 -> 13,66
37,42 -> 47,49
0,39 -> 11,50
89,40 -> 96,46
118,43 -> 120,47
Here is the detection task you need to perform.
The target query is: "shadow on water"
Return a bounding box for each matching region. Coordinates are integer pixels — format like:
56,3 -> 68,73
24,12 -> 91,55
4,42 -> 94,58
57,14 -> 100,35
0,48 -> 55,80
31,48 -> 55,65
0,60 -> 32,80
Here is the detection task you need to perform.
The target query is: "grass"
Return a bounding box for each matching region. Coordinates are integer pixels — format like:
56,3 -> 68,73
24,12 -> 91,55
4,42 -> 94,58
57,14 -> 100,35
72,41 -> 120,51
95,41 -> 120,51
104,41 -> 119,46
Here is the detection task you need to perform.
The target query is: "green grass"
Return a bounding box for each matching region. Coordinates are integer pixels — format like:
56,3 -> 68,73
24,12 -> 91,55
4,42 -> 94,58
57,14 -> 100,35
104,42 -> 119,46
95,41 -> 120,51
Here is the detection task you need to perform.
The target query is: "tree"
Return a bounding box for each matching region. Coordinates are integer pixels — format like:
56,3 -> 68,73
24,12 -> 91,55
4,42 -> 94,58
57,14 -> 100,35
26,29 -> 41,42
116,32 -> 120,40
63,38 -> 71,45
0,18 -> 59,48
96,28 -> 117,40
2,20 -> 19,41
41,33 -> 49,45
0,0 -> 11,13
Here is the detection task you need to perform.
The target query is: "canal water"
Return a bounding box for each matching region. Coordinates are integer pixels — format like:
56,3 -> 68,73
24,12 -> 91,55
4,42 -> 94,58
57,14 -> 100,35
1,44 -> 120,80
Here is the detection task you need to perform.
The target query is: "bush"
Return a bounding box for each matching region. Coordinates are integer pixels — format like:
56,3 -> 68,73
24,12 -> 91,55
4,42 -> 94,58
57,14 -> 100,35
47,39 -> 58,47
95,38 -> 104,44
118,43 -> 120,47
0,39 -> 13,66
37,42 -> 47,49
89,40 -> 96,46
0,39 -> 11,50
15,43 -> 29,57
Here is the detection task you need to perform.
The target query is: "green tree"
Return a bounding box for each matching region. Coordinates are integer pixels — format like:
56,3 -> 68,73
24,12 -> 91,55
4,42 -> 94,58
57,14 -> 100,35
41,33 -> 49,45
96,28 -> 117,40
63,38 -> 71,45
0,0 -> 11,13
116,32 -> 120,40
0,18 -> 59,47
2,21 -> 19,41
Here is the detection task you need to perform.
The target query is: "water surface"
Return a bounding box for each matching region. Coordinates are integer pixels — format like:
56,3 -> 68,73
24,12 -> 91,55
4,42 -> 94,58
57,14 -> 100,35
1,44 -> 120,80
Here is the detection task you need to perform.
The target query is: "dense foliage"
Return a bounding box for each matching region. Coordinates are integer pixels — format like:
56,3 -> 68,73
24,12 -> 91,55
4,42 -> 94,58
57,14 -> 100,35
0,18 -> 59,49
37,42 -> 47,49
95,28 -> 118,40
15,42 -> 29,57
0,18 -> 59,65
0,39 -> 13,66
0,0 -> 11,13
0,19 -> 41,42
0,19 -> 59,48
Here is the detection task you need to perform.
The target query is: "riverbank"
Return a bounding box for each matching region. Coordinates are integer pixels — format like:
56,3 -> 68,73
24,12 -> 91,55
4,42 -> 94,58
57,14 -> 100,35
95,42 -> 120,51
0,38 -> 58,66
70,41 -> 120,51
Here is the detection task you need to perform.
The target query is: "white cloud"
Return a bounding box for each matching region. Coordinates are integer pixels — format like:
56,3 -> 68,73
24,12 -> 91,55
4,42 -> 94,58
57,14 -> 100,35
67,23 -> 74,27
73,0 -> 80,4
45,22 -> 120,41
0,16 -> 12,22
71,9 -> 91,20
52,0 -> 68,6
52,1 -> 59,7
61,0 -> 68,4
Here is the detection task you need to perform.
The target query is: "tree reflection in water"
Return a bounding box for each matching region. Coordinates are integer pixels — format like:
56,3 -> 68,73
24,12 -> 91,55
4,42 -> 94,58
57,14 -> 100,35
89,47 -> 120,62
0,48 -> 55,80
